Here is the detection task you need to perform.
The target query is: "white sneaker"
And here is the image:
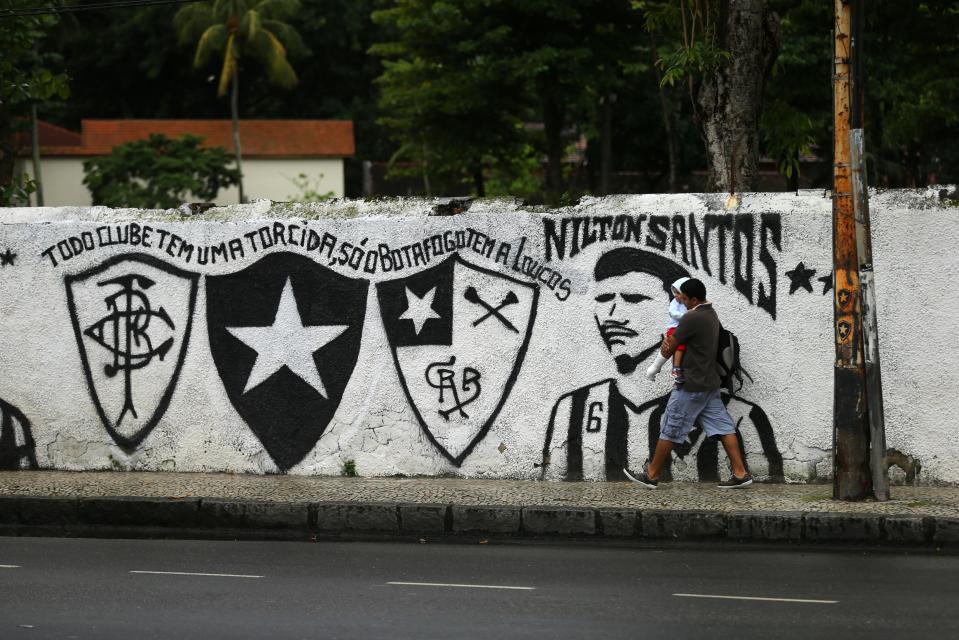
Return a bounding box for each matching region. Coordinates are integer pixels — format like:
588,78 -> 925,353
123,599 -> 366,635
645,364 -> 659,381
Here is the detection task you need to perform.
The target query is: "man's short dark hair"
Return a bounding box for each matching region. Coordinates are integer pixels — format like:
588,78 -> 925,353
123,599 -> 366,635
593,247 -> 690,296
681,278 -> 707,301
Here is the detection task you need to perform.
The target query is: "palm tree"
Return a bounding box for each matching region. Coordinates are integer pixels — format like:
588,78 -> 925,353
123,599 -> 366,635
174,0 -> 303,203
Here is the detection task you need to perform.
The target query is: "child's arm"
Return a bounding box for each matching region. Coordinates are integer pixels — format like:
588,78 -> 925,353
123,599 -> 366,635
660,333 -> 679,358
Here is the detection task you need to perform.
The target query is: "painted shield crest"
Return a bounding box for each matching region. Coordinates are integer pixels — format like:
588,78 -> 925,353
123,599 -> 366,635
377,254 -> 538,465
206,252 -> 369,471
65,253 -> 199,449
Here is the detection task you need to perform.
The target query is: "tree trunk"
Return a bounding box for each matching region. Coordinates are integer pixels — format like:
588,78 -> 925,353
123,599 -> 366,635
472,159 -> 485,197
697,0 -> 779,193
650,32 -> 679,193
0,102 -> 14,190
599,94 -> 613,195
657,83 -> 680,193
541,83 -> 565,201
231,66 -> 245,204
31,103 -> 44,206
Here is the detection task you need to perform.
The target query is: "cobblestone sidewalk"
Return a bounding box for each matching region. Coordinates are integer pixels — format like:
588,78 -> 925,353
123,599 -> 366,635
0,471 -> 957,515
0,471 -> 956,544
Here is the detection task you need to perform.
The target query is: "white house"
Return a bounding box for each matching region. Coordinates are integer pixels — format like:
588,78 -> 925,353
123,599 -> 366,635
14,119 -> 355,206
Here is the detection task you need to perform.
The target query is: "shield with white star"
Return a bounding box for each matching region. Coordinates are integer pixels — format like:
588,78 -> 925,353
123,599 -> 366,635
206,252 -> 368,471
377,254 -> 538,465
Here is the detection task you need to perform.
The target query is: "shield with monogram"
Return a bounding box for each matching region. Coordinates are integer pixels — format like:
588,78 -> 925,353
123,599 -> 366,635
377,254 -> 538,465
65,253 -> 199,450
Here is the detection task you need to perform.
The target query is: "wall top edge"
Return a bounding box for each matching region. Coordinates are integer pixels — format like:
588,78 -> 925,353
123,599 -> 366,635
0,186 -> 955,224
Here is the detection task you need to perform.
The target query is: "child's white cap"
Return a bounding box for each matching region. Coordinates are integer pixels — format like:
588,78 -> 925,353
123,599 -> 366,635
671,277 -> 690,294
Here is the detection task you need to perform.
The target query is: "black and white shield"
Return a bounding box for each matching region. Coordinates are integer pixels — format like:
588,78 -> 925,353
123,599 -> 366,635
378,254 -> 538,465
206,252 -> 368,471
65,253 -> 199,449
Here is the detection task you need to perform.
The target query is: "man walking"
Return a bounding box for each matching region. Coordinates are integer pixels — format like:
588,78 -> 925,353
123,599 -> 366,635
624,278 -> 753,489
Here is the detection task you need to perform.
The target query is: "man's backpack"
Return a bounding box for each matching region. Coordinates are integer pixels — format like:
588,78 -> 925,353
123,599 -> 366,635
716,326 -> 742,393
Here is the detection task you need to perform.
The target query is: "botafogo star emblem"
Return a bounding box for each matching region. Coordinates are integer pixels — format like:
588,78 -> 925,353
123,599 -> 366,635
226,277 -> 348,398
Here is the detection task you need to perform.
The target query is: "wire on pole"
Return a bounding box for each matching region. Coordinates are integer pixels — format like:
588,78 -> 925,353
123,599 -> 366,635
0,0 -> 204,18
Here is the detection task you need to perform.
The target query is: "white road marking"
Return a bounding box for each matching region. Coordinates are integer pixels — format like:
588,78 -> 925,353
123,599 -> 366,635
0,564 -> 20,568
130,571 -> 263,579
387,581 -> 535,591
673,593 -> 837,604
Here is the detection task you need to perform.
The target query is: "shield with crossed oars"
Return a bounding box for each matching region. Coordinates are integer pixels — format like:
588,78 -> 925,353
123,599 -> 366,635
377,254 -> 538,465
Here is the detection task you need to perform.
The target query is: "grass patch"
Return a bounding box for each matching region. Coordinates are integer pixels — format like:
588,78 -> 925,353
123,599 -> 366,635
342,459 -> 357,477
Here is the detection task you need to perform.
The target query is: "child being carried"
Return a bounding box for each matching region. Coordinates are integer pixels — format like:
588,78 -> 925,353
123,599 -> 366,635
646,277 -> 689,383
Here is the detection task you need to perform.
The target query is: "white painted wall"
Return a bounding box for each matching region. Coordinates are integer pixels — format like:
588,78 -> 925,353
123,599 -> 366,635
0,191 -> 953,483
14,157 -> 345,207
216,158 -> 346,204
14,158 -> 90,207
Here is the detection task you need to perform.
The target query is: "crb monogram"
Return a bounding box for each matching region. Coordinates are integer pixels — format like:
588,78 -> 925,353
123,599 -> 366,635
66,254 -> 198,449
83,274 -> 175,427
425,356 -> 482,420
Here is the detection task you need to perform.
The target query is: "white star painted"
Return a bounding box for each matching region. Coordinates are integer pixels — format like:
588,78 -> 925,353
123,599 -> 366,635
398,286 -> 441,335
226,277 -> 349,397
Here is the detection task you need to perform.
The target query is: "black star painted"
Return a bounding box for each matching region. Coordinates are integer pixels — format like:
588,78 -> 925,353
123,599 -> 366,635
818,272 -> 833,295
0,248 -> 16,267
785,261 -> 816,294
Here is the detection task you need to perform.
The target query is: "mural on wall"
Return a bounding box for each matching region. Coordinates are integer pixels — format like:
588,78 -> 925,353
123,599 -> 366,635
541,244 -> 783,482
0,399 -> 38,470
65,253 -> 199,450
26,196 -> 948,483
207,251 -> 369,471
377,254 -> 538,465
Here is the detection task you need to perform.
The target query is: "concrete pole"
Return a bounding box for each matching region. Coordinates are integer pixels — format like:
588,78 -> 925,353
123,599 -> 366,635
832,0 -> 872,500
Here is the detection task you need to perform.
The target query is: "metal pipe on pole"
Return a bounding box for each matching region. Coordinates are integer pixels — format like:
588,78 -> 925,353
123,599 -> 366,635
832,0 -> 872,500
848,0 -> 889,501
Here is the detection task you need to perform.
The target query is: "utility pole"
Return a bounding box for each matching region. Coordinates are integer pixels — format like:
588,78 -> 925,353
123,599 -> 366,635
30,103 -> 44,206
832,0 -> 872,500
848,0 -> 889,501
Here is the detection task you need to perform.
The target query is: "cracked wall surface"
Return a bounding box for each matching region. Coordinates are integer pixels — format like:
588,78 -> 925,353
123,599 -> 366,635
0,190 -> 953,483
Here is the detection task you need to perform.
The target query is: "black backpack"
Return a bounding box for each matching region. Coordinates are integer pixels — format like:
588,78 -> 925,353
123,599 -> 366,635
716,326 -> 743,393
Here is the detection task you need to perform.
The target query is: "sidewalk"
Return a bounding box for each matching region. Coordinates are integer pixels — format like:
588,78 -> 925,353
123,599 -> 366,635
0,471 -> 956,545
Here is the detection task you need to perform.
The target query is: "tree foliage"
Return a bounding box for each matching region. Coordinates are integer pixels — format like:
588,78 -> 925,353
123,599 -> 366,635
0,3 -> 69,107
0,0 -> 69,193
174,0 -> 304,98
83,134 -> 240,208
371,1 -> 534,196
372,0 -> 644,200
19,0 -> 959,199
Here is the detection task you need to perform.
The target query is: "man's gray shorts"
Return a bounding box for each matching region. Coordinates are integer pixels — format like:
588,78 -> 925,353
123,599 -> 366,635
660,388 -> 736,444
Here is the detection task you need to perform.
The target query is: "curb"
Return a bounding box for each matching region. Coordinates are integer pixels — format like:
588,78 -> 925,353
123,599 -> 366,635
0,496 -> 956,546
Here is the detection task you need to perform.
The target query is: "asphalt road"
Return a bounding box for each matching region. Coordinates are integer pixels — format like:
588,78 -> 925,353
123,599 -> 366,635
0,537 -> 955,639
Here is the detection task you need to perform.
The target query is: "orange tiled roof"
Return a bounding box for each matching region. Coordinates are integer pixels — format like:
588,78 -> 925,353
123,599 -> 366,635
13,120 -> 82,151
17,119 -> 354,158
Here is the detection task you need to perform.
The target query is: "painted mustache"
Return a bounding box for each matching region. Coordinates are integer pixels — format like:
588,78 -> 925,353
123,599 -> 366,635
599,320 -> 638,346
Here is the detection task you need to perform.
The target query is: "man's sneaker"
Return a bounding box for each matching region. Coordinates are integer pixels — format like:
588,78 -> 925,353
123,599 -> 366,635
623,466 -> 658,489
717,473 -> 754,489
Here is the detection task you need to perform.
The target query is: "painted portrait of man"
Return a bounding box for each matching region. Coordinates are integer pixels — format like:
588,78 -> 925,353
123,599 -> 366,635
541,247 -> 782,482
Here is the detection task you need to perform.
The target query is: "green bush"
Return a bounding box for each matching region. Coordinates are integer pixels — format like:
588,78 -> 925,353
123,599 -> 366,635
82,133 -> 240,208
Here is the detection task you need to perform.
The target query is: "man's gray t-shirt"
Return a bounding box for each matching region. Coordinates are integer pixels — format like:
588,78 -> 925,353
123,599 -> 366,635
671,303 -> 721,392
